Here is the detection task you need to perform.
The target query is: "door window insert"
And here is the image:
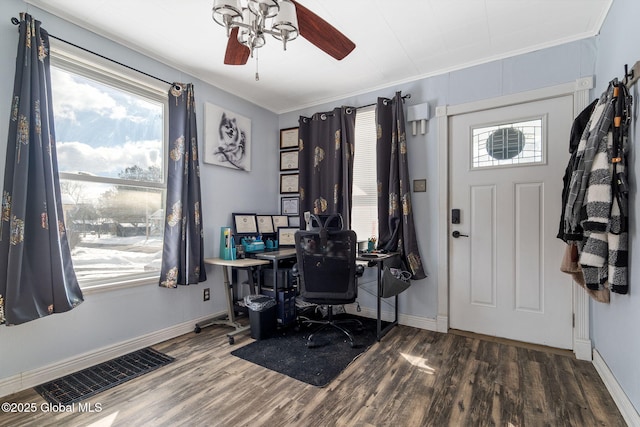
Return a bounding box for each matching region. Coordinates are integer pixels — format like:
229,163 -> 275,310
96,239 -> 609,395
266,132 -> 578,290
471,118 -> 544,169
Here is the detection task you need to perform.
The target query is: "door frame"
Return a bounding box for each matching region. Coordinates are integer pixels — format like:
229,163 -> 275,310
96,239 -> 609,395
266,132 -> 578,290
435,77 -> 594,360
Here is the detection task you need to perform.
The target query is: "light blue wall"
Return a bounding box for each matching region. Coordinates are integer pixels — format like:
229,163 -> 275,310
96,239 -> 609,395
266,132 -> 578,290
279,37 -> 597,321
281,1 -> 640,413
592,0 -> 640,413
0,0 -> 279,383
1,0 -> 638,415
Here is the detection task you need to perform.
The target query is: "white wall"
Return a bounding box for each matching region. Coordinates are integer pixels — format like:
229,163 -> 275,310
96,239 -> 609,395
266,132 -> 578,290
592,0 -> 640,414
0,0 -> 279,388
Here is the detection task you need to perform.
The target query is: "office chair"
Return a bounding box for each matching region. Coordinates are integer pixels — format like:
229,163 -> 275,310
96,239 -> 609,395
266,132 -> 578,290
292,214 -> 365,348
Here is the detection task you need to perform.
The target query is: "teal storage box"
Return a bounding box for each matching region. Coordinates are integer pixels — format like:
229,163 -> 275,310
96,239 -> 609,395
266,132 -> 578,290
241,238 -> 265,253
220,227 -> 235,260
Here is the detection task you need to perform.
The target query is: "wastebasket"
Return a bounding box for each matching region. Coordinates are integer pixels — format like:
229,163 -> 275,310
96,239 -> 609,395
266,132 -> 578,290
244,295 -> 277,340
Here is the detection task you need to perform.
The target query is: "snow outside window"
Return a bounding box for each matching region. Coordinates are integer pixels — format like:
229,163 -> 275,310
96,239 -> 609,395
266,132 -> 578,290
51,44 -> 168,288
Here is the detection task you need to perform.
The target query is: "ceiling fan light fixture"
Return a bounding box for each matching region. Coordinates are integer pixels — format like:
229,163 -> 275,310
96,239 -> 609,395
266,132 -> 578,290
212,0 -> 242,36
237,8 -> 266,57
237,8 -> 253,44
217,0 -> 356,69
248,0 -> 279,18
271,0 -> 299,49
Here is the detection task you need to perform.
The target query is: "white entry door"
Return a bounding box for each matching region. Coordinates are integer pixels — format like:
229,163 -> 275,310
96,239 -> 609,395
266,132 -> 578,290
449,95 -> 574,349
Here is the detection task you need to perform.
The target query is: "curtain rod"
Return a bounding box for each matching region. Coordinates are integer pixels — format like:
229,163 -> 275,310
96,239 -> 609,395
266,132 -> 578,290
356,93 -> 411,110
302,93 -> 413,120
11,16 -> 174,87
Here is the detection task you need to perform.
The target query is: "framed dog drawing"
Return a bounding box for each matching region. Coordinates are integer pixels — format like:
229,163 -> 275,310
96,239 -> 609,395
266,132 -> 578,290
204,102 -> 252,171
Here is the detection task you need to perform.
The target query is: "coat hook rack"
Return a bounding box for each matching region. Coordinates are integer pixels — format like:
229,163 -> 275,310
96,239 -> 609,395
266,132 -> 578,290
624,61 -> 640,89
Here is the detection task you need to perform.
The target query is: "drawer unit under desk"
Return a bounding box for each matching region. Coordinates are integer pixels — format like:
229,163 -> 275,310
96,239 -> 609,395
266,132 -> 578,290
261,267 -> 297,289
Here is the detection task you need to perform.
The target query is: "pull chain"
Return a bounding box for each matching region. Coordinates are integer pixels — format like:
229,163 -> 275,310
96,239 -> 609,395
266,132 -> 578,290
255,50 -> 259,81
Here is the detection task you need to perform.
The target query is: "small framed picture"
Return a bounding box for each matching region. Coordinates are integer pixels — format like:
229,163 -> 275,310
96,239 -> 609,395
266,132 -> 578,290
256,215 -> 274,234
413,179 -> 427,192
280,127 -> 299,149
280,150 -> 298,171
281,196 -> 300,216
277,227 -> 298,247
272,215 -> 289,229
280,173 -> 299,194
288,216 -> 301,227
232,213 -> 257,235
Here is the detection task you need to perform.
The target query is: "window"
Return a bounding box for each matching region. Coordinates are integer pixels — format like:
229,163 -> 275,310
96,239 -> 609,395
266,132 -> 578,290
352,106 -> 378,242
50,42 -> 168,288
472,118 -> 544,169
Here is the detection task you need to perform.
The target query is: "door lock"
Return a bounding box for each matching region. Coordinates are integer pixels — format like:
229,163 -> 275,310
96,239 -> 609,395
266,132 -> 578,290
452,230 -> 469,238
451,209 -> 461,224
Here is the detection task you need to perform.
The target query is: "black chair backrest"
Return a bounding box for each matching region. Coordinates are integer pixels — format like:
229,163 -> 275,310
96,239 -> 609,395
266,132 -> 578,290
308,214 -> 344,231
295,214 -> 357,305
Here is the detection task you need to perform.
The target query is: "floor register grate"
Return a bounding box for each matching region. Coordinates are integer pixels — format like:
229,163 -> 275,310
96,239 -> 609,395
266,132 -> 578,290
34,347 -> 174,405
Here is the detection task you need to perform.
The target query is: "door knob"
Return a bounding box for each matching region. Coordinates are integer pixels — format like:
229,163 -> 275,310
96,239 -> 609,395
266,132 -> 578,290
452,230 -> 469,238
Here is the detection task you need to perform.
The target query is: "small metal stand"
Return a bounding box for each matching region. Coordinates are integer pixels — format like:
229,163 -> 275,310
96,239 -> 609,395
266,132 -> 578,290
356,253 -> 400,341
197,258 -> 270,344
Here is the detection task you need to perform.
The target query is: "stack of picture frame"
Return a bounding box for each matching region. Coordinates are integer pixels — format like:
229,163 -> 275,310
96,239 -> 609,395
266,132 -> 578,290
279,127 -> 300,226
232,213 -> 298,247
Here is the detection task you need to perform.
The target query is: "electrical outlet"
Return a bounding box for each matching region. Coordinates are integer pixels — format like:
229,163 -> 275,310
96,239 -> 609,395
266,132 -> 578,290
203,288 -> 210,301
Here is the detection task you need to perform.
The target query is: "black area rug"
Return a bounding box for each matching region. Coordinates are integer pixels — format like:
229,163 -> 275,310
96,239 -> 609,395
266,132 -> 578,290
231,313 -> 383,387
35,347 -> 174,405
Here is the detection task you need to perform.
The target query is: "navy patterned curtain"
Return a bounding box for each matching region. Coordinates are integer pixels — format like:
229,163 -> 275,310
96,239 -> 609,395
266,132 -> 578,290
0,13 -> 83,325
376,92 -> 426,279
298,107 -> 356,230
159,83 -> 206,287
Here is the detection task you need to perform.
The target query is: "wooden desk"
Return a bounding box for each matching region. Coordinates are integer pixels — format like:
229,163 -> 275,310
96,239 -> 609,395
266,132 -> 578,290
254,247 -> 296,261
356,253 -> 400,341
196,257 -> 270,344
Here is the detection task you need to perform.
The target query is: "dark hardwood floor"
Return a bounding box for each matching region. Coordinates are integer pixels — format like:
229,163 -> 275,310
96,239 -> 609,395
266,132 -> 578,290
0,321 -> 626,426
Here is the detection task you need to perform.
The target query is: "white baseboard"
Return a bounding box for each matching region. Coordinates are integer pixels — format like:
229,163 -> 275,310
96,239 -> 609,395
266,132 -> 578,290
593,349 -> 640,427
436,315 -> 448,333
345,305 -> 439,332
573,338 -> 593,361
0,312 -> 223,399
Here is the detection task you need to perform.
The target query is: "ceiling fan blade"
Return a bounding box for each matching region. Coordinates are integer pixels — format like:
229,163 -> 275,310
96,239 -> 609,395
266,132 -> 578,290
224,27 -> 250,65
292,0 -> 355,60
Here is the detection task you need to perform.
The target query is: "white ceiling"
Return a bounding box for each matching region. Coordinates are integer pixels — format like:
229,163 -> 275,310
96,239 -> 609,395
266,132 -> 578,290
25,0 -> 612,113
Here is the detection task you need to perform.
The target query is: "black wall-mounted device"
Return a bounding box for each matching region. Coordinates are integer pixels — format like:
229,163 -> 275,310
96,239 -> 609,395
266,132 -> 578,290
452,209 -> 460,224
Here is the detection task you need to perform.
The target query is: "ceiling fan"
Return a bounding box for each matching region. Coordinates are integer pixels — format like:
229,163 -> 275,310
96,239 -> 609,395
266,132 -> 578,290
212,0 -> 356,66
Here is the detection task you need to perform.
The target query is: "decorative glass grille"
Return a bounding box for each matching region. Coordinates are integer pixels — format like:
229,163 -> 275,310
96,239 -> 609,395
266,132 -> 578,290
472,119 -> 543,169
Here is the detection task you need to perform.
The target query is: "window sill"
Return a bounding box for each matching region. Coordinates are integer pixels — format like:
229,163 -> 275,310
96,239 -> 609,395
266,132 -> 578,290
80,276 -> 159,295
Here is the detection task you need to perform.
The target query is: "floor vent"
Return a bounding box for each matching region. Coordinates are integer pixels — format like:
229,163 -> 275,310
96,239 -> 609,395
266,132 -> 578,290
35,347 -> 174,405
